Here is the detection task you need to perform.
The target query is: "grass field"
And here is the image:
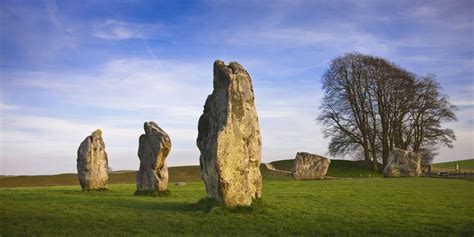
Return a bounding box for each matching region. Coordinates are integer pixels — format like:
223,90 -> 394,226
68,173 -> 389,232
1,178 -> 473,236
1,160 -> 473,236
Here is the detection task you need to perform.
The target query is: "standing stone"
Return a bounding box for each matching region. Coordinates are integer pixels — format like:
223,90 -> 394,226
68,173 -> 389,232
77,129 -> 109,190
136,121 -> 171,193
197,60 -> 262,207
291,152 -> 331,180
383,148 -> 421,177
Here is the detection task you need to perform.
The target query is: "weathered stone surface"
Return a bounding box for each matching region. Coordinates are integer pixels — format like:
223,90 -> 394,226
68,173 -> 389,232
383,148 -> 421,177
136,121 -> 172,193
77,129 -> 109,190
197,60 -> 262,207
291,152 -> 331,180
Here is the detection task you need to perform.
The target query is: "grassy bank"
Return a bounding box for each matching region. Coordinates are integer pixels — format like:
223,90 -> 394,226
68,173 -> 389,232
271,159 -> 381,177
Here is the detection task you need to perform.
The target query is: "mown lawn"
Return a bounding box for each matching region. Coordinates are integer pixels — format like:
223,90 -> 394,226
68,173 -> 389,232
1,178 -> 473,236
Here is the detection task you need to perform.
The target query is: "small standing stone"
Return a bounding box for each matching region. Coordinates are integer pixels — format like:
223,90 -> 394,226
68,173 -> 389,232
291,152 -> 331,180
383,148 -> 421,177
77,129 -> 109,190
136,121 -> 172,193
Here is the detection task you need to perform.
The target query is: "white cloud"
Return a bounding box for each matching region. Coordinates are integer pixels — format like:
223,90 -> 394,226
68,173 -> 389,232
0,113 -> 202,175
408,5 -> 439,18
8,58 -> 210,110
0,103 -> 19,111
92,20 -> 160,40
1,57 -> 332,175
1,58 -> 210,174
220,22 -> 394,57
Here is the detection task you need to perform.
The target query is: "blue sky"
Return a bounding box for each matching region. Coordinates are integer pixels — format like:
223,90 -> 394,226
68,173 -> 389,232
1,0 -> 473,175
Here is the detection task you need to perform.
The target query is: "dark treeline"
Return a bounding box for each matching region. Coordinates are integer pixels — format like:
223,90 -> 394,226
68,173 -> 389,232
318,53 -> 456,171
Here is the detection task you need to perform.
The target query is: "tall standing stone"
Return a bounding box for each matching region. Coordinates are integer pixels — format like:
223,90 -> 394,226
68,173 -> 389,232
136,121 -> 172,193
383,148 -> 421,177
77,129 -> 109,190
197,60 -> 262,207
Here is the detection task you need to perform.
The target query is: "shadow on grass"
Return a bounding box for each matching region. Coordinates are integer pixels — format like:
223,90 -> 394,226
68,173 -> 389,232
83,188 -> 108,191
191,198 -> 269,214
46,189 -> 110,195
90,195 -> 269,214
134,189 -> 171,197
33,188 -> 268,214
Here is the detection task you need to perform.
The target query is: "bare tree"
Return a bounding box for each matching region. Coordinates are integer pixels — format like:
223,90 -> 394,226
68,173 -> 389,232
319,52 -> 456,171
319,53 -> 379,168
418,146 -> 437,167
409,75 -> 457,152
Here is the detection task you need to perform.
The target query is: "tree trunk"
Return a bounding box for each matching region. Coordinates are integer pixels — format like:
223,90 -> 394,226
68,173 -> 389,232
362,139 -> 370,162
372,151 -> 378,171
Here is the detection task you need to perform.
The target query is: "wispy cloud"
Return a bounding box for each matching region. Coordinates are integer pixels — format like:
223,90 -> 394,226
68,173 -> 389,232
93,19 -> 160,40
256,25 -> 393,55
0,0 -> 77,65
0,103 -> 19,111
44,0 -> 62,31
6,58 -> 209,108
408,5 -> 439,18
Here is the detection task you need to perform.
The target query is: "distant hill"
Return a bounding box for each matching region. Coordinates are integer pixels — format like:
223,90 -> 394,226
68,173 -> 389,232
432,159 -> 474,171
0,164 -> 293,188
0,159 -> 383,188
0,166 -> 199,188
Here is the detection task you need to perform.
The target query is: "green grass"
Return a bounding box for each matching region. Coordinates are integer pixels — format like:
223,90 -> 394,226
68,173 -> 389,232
433,159 -> 474,171
1,178 -> 473,236
1,160 -> 473,235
